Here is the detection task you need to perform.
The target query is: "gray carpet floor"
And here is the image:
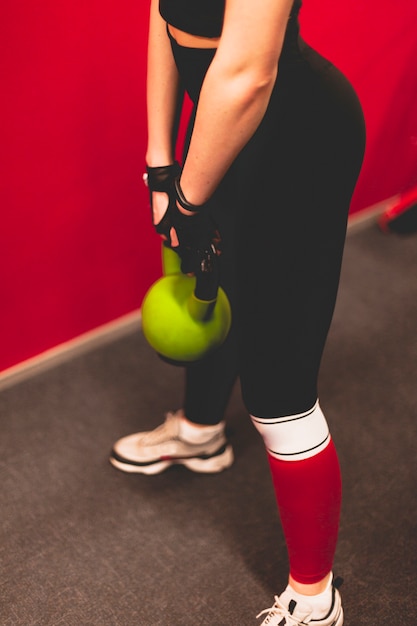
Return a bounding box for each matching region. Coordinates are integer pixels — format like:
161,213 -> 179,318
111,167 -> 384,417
1,223 -> 416,625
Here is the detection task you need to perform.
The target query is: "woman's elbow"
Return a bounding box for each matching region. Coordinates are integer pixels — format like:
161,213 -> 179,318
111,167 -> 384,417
205,55 -> 279,108
240,64 -> 278,104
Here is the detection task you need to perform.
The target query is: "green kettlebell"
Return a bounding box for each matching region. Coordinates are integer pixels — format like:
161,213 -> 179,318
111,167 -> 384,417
141,245 -> 231,363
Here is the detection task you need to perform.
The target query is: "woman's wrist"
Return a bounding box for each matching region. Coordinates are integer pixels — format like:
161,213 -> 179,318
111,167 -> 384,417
175,178 -> 200,215
179,168 -> 212,207
144,162 -> 181,193
145,148 -> 175,168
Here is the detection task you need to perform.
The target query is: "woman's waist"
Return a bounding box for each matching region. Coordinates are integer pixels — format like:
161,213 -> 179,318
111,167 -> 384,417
168,24 -> 220,49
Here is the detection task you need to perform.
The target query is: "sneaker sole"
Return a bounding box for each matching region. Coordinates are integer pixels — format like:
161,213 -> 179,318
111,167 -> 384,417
109,444 -> 234,475
335,606 -> 344,626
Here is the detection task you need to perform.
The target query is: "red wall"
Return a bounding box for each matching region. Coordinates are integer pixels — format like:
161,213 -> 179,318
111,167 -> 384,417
1,0 -> 417,372
1,1 -> 154,370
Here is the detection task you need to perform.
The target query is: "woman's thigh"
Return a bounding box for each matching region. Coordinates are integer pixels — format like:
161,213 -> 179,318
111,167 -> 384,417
236,44 -> 366,417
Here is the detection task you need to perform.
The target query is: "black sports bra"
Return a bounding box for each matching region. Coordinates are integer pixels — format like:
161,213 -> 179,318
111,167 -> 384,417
159,0 -> 302,39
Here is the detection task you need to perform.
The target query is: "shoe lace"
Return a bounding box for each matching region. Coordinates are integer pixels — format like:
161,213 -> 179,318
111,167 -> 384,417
257,597 -> 304,625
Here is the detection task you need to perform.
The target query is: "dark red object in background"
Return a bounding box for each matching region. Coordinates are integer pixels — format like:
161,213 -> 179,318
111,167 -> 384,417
1,0 -> 417,373
378,186 -> 417,235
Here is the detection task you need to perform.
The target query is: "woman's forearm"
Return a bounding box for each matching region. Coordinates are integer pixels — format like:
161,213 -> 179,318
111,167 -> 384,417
180,60 -> 277,204
179,0 -> 293,205
146,0 -> 182,166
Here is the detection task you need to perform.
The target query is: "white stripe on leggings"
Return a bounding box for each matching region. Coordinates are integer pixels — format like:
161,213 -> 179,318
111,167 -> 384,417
250,400 -> 330,461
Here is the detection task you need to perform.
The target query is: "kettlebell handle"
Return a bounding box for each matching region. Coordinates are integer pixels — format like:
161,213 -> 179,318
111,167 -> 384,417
162,244 -> 220,322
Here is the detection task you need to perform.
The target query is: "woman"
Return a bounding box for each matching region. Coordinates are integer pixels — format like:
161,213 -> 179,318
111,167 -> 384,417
111,0 -> 366,623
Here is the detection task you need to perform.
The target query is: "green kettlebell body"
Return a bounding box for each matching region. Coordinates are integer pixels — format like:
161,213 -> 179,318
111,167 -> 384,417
141,272 -> 231,362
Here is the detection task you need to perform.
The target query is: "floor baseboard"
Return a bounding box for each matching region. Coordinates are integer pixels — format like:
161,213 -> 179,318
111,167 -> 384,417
346,196 -> 396,232
0,310 -> 142,392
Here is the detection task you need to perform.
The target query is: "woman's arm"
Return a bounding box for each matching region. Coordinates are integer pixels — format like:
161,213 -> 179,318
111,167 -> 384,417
180,0 -> 294,204
145,0 -> 182,167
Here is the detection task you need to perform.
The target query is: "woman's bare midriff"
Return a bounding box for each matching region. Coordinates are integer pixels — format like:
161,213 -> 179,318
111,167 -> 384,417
168,24 -> 220,48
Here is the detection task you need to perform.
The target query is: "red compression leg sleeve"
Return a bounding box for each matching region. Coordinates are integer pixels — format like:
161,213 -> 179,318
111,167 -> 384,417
267,438 -> 342,584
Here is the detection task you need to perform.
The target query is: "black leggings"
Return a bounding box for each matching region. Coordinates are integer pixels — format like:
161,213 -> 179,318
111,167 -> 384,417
169,31 -> 366,423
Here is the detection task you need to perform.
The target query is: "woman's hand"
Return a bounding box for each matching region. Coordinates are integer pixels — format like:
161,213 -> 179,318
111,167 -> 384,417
151,191 -> 179,247
145,162 -> 181,247
170,179 -> 221,275
145,164 -> 220,274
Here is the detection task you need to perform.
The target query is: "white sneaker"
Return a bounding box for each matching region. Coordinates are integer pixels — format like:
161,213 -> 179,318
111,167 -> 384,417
110,410 -> 234,475
256,578 -> 344,626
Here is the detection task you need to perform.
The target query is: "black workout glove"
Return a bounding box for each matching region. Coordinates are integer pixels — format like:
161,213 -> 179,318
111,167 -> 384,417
144,161 -> 181,243
171,178 -> 221,280
144,164 -> 221,282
